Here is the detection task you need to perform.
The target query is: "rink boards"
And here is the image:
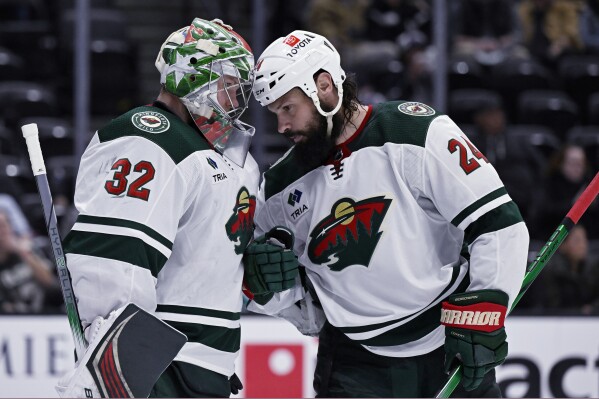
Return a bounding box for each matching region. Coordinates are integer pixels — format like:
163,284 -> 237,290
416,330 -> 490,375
0,315 -> 598,398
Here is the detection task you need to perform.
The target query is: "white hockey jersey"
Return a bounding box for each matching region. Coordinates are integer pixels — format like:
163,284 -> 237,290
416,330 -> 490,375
249,101 -> 529,358
64,103 -> 259,376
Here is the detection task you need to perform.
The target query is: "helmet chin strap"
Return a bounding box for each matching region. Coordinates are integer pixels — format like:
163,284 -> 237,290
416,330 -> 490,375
309,83 -> 344,137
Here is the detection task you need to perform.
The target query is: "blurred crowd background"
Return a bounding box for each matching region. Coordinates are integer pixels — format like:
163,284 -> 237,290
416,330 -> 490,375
0,0 -> 598,316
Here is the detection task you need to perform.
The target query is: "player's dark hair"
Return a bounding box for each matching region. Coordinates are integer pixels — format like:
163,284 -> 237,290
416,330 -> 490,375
313,70 -> 362,130
341,73 -> 361,129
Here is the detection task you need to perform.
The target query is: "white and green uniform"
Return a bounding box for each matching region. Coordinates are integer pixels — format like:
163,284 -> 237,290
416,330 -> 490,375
249,101 -> 528,358
64,103 -> 259,377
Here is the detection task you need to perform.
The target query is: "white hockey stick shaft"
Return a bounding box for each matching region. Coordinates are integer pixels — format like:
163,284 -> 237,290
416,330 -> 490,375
21,123 -> 87,359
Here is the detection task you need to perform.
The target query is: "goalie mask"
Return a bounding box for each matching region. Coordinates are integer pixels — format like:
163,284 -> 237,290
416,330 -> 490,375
253,30 -> 346,136
156,18 -> 255,166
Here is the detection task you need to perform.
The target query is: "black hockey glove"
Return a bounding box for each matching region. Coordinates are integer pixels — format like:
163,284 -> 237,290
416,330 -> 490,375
229,373 -> 243,395
243,226 -> 299,296
441,289 -> 509,391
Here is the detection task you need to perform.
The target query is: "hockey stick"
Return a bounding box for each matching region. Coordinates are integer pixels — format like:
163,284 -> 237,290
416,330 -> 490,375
22,123 -> 87,360
436,171 -> 599,398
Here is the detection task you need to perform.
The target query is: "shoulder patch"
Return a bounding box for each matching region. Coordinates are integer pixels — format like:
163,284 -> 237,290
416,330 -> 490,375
397,102 -> 435,117
99,106 -> 212,164
347,101 -> 441,150
131,111 -> 170,133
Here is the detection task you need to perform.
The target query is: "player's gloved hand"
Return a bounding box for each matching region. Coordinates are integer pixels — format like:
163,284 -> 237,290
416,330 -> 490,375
229,373 -> 243,395
243,226 -> 299,296
441,289 -> 509,391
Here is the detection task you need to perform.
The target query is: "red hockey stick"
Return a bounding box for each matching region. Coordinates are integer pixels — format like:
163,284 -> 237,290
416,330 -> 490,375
437,171 -> 599,398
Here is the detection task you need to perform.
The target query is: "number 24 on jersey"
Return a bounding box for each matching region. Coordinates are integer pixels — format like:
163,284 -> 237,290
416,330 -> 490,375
447,136 -> 489,175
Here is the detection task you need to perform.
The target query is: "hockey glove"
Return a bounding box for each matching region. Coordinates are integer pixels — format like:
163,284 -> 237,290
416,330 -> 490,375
229,373 -> 243,395
243,226 -> 299,296
441,289 -> 509,391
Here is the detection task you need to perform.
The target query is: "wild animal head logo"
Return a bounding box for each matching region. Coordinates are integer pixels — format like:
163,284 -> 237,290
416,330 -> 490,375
226,187 -> 256,254
308,196 -> 391,271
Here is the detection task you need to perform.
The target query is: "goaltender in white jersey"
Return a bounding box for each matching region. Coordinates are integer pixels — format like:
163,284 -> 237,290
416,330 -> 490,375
59,18 -> 259,398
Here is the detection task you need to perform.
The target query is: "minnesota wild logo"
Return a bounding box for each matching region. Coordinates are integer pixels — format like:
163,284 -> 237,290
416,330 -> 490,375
131,111 -> 170,133
226,187 -> 256,254
308,196 -> 392,271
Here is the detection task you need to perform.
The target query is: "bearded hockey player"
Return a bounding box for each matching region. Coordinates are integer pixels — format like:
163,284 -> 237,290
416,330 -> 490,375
243,30 -> 529,397
57,18 -> 260,398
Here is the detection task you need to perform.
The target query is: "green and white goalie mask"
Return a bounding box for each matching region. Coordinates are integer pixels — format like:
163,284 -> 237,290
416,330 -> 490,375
156,18 -> 255,166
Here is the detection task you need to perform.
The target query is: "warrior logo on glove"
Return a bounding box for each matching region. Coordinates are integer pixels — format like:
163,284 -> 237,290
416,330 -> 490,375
308,196 -> 391,271
441,290 -> 509,391
226,187 -> 256,254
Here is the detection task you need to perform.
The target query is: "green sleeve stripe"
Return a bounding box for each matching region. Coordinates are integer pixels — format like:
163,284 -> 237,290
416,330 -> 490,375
164,320 -> 240,353
157,304 -> 240,321
451,187 -> 508,227
76,215 -> 173,250
63,230 -> 167,277
339,265 -> 461,334
464,201 -> 524,245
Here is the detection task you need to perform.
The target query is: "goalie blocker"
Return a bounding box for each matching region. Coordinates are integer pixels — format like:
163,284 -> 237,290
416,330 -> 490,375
56,303 -> 187,398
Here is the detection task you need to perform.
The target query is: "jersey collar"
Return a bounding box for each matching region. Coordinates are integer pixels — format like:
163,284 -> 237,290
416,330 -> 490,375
325,104 -> 373,165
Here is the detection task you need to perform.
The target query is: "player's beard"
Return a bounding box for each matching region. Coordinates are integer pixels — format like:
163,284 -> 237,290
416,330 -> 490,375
286,107 -> 343,169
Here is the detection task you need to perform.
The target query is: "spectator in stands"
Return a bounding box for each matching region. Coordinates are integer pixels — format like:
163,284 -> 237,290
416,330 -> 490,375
310,0 -> 433,102
532,225 -> 599,314
398,29 -> 434,103
517,0 -> 584,67
579,0 -> 599,54
366,0 -> 433,100
469,100 -> 539,220
0,210 -> 59,313
365,0 -> 430,43
533,144 -> 598,239
453,0 -> 528,66
0,193 -> 32,238
308,0 -> 369,53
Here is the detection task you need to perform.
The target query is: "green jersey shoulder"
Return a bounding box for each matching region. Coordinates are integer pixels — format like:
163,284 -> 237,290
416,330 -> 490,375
349,101 -> 443,150
98,105 -> 212,164
263,101 -> 443,200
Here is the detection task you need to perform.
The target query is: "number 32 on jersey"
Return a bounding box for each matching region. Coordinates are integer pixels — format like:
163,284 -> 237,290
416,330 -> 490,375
447,135 -> 489,175
105,158 -> 156,201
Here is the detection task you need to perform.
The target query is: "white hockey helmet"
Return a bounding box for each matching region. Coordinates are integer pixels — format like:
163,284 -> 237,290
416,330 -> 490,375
253,30 -> 346,135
